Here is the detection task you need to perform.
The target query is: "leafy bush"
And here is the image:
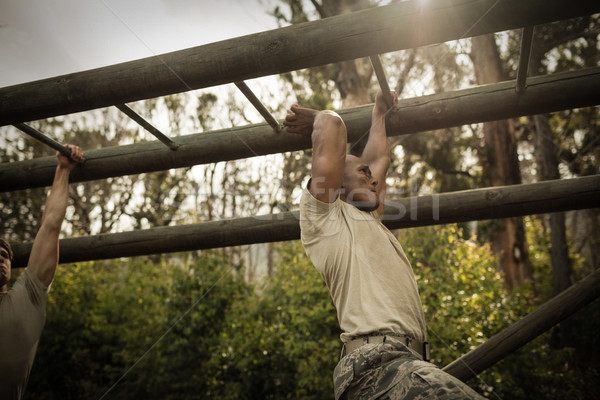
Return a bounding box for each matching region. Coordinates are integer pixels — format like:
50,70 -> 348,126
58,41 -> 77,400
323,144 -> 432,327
23,222 -> 598,399
207,240 -> 339,400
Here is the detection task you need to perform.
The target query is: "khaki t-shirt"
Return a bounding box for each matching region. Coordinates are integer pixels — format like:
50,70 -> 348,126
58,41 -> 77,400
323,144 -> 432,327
300,188 -> 427,343
0,268 -> 48,400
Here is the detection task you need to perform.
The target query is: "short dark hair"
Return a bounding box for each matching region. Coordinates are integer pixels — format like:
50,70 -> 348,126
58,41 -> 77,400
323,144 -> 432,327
0,238 -> 13,261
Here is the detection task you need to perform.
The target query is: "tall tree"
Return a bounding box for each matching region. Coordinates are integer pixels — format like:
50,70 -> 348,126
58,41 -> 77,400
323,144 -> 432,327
529,17 -> 599,294
470,34 -> 533,290
521,16 -> 600,346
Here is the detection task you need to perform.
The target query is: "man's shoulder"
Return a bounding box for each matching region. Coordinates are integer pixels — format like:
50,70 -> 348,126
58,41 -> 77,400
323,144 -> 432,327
7,269 -> 48,302
300,186 -> 339,214
299,187 -> 345,240
20,268 -> 46,287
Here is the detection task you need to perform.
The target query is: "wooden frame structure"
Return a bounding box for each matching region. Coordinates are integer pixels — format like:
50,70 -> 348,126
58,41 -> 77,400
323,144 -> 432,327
1,0 -> 599,384
2,67 -> 599,191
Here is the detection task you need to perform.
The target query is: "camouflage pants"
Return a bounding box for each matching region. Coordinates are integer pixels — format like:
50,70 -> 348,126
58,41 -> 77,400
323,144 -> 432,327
334,336 -> 486,400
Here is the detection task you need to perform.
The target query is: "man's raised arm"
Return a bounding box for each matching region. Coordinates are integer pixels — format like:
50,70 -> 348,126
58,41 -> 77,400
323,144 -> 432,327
360,90 -> 397,216
27,144 -> 83,286
284,105 -> 347,203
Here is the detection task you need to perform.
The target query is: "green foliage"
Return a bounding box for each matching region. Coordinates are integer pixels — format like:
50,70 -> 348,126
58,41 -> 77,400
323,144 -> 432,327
26,258 -> 171,399
400,224 -> 521,397
207,241 -> 339,400
26,244 -> 341,399
476,217 -> 600,400
554,106 -> 600,177
390,126 -> 479,195
96,252 -> 252,400
24,252 -> 252,400
22,224 -> 599,399
402,222 -> 600,399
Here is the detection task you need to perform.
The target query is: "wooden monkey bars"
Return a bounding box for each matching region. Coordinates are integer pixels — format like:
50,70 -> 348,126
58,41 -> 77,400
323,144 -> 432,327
2,67 -> 599,192
2,0 -> 600,386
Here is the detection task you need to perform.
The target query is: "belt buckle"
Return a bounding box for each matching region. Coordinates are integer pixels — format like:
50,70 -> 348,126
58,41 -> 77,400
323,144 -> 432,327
387,334 -> 430,362
423,341 -> 430,362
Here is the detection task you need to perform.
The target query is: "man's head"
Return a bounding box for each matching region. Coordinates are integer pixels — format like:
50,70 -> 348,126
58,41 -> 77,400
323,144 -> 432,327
340,155 -> 379,212
0,238 -> 13,292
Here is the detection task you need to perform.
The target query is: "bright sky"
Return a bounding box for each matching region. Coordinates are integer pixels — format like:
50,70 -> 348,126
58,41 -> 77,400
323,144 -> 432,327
0,0 -> 280,88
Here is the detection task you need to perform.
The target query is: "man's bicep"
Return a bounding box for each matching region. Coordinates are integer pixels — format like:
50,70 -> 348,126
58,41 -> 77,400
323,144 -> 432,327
309,153 -> 345,203
26,226 -> 59,287
309,111 -> 347,203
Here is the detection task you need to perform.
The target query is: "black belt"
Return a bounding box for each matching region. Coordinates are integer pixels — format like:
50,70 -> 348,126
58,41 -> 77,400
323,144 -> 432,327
341,334 -> 430,361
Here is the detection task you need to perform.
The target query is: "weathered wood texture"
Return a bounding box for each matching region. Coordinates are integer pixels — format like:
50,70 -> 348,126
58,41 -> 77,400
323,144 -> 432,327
443,267 -> 600,381
10,175 -> 600,268
2,66 -> 599,192
381,175 -> 600,228
1,0 -> 598,126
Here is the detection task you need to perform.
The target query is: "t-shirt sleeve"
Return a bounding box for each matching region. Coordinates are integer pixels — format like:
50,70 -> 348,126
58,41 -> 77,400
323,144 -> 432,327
299,186 -> 342,238
22,268 -> 49,310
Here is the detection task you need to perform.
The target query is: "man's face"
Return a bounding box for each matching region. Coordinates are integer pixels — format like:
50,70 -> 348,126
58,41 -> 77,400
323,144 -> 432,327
341,155 -> 379,212
0,246 -> 12,290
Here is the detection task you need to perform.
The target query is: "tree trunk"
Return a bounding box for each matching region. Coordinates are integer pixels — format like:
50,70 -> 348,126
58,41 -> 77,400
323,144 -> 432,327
568,208 -> 600,276
533,113 -> 571,295
533,112 -> 574,347
470,34 -> 533,290
528,32 -> 578,347
527,39 -> 575,297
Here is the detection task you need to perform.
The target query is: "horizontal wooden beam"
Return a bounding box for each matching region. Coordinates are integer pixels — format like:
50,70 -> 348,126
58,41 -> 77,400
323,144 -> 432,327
10,175 -> 600,268
2,66 -> 599,192
1,0 -> 598,125
443,267 -> 600,381
382,175 -> 600,229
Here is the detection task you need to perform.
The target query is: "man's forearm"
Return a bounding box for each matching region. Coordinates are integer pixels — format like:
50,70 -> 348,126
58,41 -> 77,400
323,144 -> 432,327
40,166 -> 71,230
362,91 -> 396,164
361,113 -> 390,165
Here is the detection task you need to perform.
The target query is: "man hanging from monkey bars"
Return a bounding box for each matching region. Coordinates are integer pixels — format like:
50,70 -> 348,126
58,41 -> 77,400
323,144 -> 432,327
0,144 -> 84,400
284,91 -> 485,399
